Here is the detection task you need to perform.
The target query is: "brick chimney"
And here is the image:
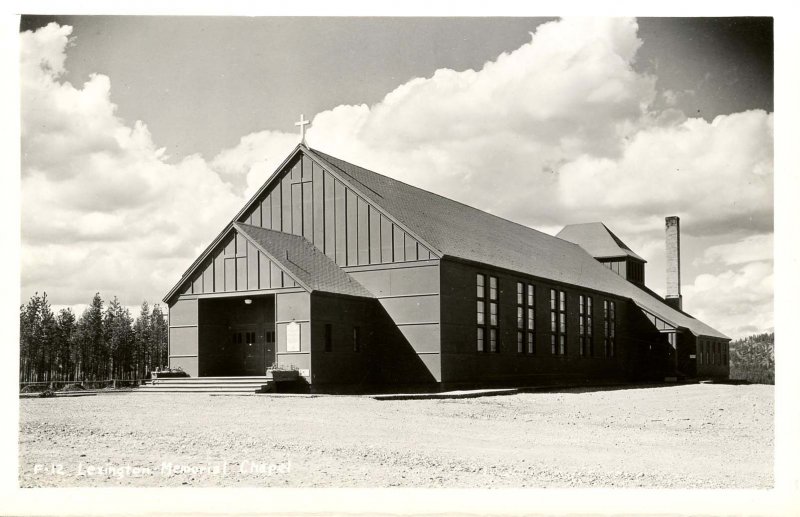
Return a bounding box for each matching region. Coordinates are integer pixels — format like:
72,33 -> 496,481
665,216 -> 682,311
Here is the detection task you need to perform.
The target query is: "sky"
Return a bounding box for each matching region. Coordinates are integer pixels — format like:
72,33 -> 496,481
18,16 -> 774,339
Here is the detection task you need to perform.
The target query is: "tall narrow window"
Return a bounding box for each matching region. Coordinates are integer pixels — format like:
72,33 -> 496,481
550,289 -> 566,355
527,284 -> 535,354
558,291 -> 566,355
477,274 -> 486,352
353,326 -> 361,352
488,276 -> 499,352
324,324 -> 332,352
579,296 -> 585,355
586,297 -> 593,356
517,283 -> 524,353
550,289 -> 557,354
604,300 -> 616,358
517,282 -> 535,354
478,273 -> 498,353
579,295 -> 593,356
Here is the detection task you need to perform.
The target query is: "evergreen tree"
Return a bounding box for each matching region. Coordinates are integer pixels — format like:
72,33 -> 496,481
19,293 -> 43,382
39,293 -> 56,382
77,293 -> 105,380
55,308 -> 76,381
104,297 -> 134,379
20,291 -> 167,384
133,302 -> 151,379
151,304 -> 168,371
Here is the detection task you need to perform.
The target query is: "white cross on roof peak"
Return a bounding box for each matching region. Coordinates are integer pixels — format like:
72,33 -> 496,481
295,114 -> 311,144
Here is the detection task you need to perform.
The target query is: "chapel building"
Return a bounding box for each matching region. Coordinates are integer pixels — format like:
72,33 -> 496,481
163,144 -> 730,392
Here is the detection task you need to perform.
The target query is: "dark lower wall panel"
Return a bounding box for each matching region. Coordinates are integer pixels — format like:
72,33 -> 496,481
309,294 -> 373,386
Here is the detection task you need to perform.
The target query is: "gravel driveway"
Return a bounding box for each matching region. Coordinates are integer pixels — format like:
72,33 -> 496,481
18,383 -> 773,488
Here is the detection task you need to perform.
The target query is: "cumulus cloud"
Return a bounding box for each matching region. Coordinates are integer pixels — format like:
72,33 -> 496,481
558,110 -> 773,236
683,261 -> 773,338
696,233 -> 773,266
21,23 -> 242,308
20,18 -> 773,338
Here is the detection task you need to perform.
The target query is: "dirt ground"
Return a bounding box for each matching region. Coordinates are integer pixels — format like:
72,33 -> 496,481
18,383 -> 773,488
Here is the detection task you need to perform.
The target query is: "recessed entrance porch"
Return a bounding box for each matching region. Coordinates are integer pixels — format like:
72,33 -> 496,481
198,295 -> 276,377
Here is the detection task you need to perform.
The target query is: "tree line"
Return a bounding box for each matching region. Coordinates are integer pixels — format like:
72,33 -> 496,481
729,332 -> 774,385
19,292 -> 168,383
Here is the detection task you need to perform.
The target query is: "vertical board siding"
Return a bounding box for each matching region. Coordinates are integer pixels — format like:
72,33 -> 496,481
180,228 -> 304,297
302,181 -> 313,240
369,205 -> 381,265
380,214 -> 393,263
346,189 -> 358,266
334,179 -> 347,265
214,252 -> 224,293
357,198 -> 369,264
236,257 -> 247,290
271,189 -> 281,231
224,258 -> 236,292
324,173 -> 336,259
247,242 -> 259,290
281,174 -> 292,232
312,164 -> 325,249
258,252 -> 271,289
393,228 -> 405,262
202,261 -> 214,293
291,183 -> 303,236
235,152 -> 437,269
261,196 -> 272,229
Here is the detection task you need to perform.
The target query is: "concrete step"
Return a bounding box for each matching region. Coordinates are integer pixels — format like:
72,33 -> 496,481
139,384 -> 269,389
149,376 -> 269,382
139,377 -> 272,393
140,376 -> 275,394
141,381 -> 268,386
138,389 -> 261,393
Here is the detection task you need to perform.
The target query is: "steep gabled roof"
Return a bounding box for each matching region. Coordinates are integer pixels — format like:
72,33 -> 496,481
555,222 -> 646,262
308,148 -> 728,340
234,223 -> 374,298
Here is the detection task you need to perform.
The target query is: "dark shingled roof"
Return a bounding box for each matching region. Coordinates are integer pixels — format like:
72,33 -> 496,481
556,222 -> 646,262
234,222 -> 374,299
308,147 -> 727,339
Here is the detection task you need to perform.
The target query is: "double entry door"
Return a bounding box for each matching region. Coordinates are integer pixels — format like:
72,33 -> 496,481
230,324 -> 275,375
